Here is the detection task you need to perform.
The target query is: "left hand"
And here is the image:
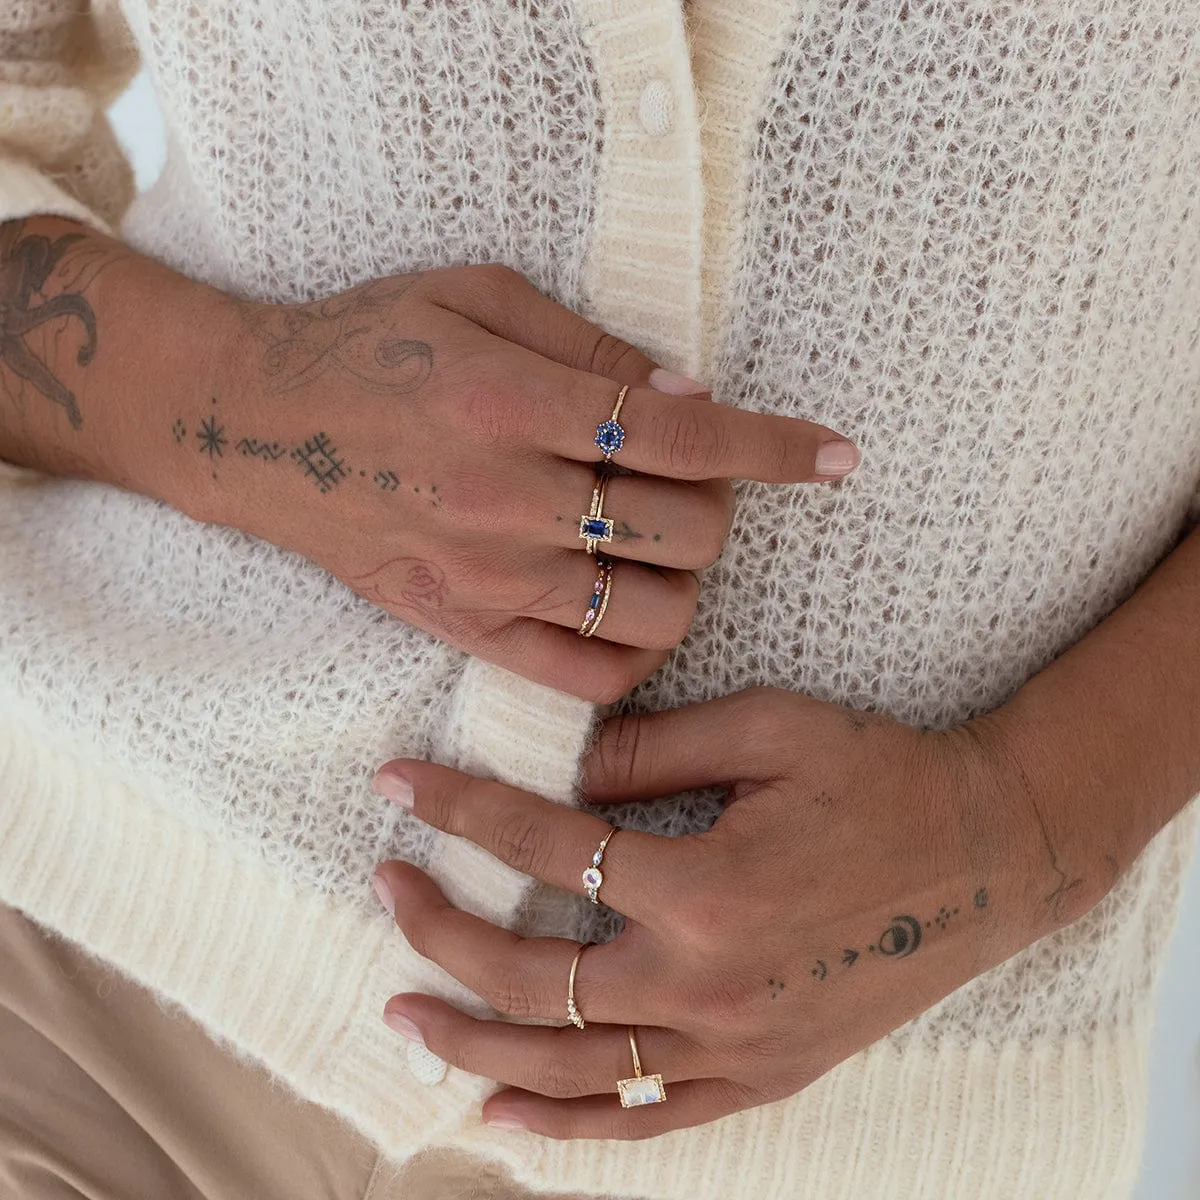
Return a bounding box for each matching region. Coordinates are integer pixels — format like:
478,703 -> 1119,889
370,687 -> 1106,1139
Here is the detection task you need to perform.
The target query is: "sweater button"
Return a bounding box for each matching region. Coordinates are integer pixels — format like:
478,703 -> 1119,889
638,79 -> 674,136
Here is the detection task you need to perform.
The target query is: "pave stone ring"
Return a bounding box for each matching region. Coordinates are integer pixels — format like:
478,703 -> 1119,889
594,383 -> 629,460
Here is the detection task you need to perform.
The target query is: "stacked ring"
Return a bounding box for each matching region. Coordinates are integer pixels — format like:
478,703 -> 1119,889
594,384 -> 629,460
578,557 -> 614,638
566,943 -> 590,1030
578,473 -> 615,553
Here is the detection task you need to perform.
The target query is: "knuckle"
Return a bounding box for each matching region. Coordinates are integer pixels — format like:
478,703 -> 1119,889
696,482 -> 736,564
479,965 -> 537,1019
647,587 -> 698,650
594,713 -> 645,795
531,1056 -> 589,1100
576,328 -> 646,380
659,404 -> 723,478
400,909 -> 436,961
690,967 -> 760,1028
461,377 -> 526,446
583,656 -> 660,705
466,261 -> 524,302
489,810 -> 554,879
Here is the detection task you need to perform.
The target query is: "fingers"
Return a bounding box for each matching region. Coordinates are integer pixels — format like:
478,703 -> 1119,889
538,373 -> 859,484
547,464 -> 734,570
381,991 -> 710,1105
523,551 -> 698,650
583,690 -> 789,802
424,291 -> 858,485
481,1078 -> 756,1140
374,861 -> 671,1024
373,760 -> 695,921
470,616 -> 667,704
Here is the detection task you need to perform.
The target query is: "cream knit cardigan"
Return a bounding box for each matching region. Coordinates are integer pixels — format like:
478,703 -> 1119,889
2,2 -> 1200,1197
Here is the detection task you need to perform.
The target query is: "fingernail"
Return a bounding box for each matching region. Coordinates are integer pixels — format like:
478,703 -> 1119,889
383,1009 -> 424,1044
649,367 -> 706,394
486,1113 -> 527,1131
372,871 -> 394,916
373,770 -> 415,810
815,439 -> 860,476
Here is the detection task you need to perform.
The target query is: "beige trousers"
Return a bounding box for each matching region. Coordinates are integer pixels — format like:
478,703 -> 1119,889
0,902 -> 598,1200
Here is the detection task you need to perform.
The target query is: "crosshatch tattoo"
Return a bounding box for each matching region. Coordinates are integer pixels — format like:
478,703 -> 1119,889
804,890 -> 988,984
229,278 -> 433,395
0,221 -> 124,429
291,431 -> 348,492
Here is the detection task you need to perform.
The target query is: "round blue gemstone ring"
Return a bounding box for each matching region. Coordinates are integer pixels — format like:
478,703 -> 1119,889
594,384 -> 629,460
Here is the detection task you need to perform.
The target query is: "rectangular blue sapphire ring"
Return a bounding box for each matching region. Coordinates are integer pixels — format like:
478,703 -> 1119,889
578,474 -> 615,553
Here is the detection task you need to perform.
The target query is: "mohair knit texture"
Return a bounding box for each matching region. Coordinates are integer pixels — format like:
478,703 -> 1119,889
2,1 -> 1200,1197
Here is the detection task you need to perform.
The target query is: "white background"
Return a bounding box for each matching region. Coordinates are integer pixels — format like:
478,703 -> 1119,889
107,72 -> 1200,1199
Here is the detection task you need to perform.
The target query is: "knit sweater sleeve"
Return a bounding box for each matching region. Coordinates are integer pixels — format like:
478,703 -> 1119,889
0,0 -> 137,481
0,0 -> 136,232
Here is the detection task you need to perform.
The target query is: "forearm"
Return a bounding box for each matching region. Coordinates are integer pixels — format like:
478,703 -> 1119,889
0,215 -> 228,512
983,519 -> 1200,913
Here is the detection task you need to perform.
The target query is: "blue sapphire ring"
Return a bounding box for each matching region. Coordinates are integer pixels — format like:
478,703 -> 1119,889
594,384 -> 629,459
578,474 -> 614,553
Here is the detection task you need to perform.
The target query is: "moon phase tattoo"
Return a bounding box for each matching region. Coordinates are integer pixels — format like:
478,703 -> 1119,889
875,915 -> 922,958
806,890 -> 989,983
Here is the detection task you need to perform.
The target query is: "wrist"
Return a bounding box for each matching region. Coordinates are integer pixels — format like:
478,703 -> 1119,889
123,279 -> 250,528
961,699 -> 1119,937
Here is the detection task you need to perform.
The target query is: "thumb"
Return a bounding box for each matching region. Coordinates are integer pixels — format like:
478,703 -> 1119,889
582,691 -> 779,804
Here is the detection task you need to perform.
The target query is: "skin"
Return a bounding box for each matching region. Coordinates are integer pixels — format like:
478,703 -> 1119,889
371,516 -> 1200,1138
0,215 -> 859,702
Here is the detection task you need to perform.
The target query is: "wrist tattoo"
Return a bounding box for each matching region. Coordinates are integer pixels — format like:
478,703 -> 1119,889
0,221 -> 121,430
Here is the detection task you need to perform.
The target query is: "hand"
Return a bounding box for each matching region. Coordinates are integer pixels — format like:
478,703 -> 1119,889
178,265 -> 858,701
369,688 -> 1107,1138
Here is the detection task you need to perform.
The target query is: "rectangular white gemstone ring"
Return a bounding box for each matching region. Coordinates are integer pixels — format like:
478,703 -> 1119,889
617,1073 -> 667,1107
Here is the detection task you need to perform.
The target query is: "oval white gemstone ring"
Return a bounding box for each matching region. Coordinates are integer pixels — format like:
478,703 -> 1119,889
583,827 -> 619,904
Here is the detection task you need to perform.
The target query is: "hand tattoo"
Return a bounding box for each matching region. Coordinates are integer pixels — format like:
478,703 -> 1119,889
231,279 -> 434,395
805,892 -> 985,984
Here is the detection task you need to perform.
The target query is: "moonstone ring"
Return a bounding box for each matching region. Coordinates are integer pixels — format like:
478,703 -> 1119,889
617,1026 -> 667,1107
582,826 -> 619,904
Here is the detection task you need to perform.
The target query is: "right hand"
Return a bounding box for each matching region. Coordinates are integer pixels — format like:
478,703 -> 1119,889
181,263 -> 859,701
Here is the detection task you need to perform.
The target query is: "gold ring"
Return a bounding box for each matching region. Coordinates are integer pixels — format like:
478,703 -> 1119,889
581,826 -> 618,903
578,556 -> 614,637
593,383 -> 629,460
578,472 -> 614,553
617,1026 -> 666,1107
566,943 -> 590,1030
